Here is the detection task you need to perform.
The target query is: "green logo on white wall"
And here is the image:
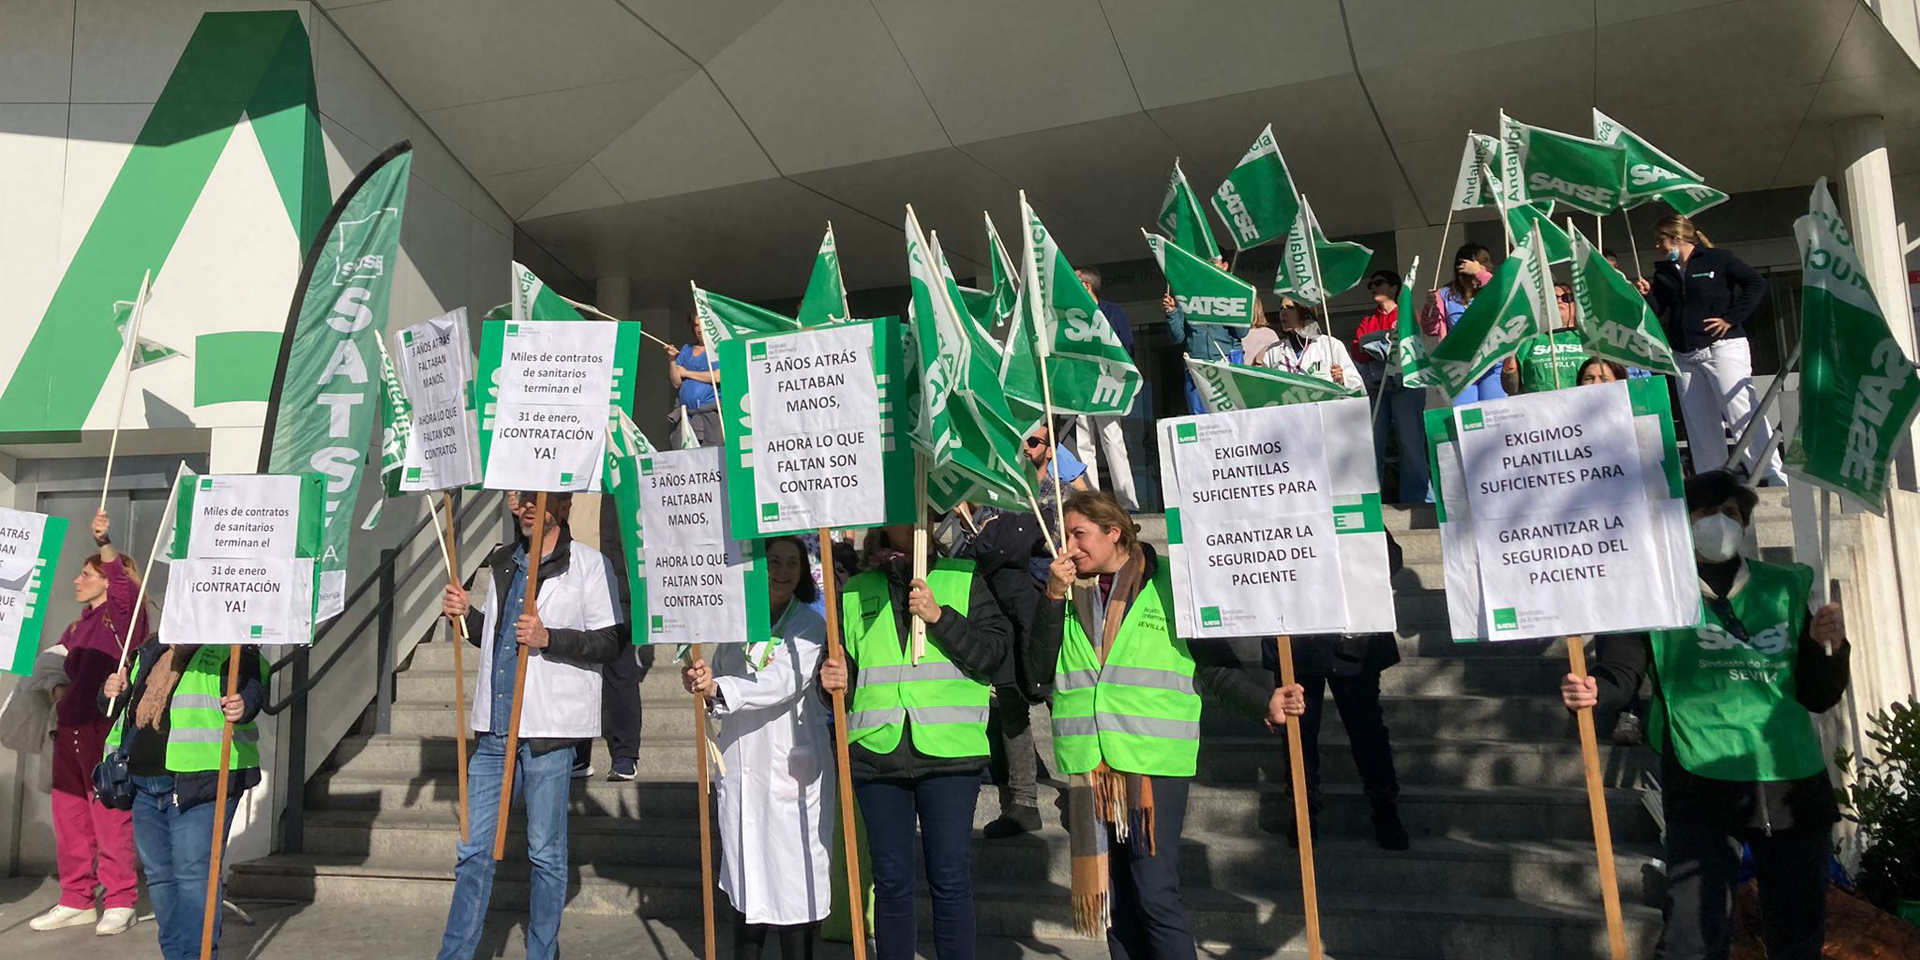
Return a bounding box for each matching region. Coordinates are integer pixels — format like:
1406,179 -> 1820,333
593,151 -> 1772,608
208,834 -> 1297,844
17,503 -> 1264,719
0,11 -> 329,435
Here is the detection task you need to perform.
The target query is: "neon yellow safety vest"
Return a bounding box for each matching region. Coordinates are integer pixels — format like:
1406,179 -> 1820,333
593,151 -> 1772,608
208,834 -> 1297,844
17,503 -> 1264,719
1051,565 -> 1201,777
1648,560 -> 1825,782
105,646 -> 268,773
841,559 -> 991,758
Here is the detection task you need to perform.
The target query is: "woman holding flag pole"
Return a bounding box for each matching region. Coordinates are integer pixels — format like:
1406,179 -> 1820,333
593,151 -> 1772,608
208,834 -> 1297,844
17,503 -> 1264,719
1026,489 -> 1304,960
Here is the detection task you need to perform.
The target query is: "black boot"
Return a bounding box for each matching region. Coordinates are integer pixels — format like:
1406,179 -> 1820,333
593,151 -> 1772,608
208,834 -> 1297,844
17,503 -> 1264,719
983,804 -> 1042,839
1370,796 -> 1409,851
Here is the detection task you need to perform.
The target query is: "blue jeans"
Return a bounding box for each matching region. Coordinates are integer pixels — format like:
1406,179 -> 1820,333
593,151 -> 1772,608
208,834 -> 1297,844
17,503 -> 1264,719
437,733 -> 574,960
130,774 -> 240,960
856,773 -> 981,960
1371,380 -> 1433,504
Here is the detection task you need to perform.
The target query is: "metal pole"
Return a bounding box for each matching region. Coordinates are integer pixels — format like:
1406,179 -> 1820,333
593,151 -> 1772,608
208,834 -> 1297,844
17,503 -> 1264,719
376,547 -> 396,735
283,652 -> 309,855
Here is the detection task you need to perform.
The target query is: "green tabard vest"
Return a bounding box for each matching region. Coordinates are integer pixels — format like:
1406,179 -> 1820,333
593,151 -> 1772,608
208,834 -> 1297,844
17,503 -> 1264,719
1648,560 -> 1825,782
1051,566 -> 1201,777
105,646 -> 267,773
1515,329 -> 1588,393
842,559 -> 990,758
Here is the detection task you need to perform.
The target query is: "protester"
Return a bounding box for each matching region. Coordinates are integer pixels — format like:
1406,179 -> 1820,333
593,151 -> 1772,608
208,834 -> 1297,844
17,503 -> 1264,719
682,536 -> 832,960
1024,490 -> 1304,960
29,510 -> 145,936
1165,292 -> 1245,416
572,644 -> 641,781
1263,532 -> 1409,851
1578,357 -> 1628,387
667,336 -> 722,447
1635,215 -> 1786,484
1426,244 -> 1506,404
949,506 -> 1050,838
1025,422 -> 1090,540
1501,283 -> 1588,394
1071,267 -> 1139,511
1353,270 -> 1431,504
99,641 -> 266,960
436,492 -> 627,960
1254,301 -> 1357,386
818,525 -> 1012,960
1237,294 -> 1279,371
1560,470 -> 1848,959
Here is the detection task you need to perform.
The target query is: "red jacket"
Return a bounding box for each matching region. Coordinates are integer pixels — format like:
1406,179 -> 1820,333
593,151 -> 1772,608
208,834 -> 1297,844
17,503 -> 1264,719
1352,307 -> 1397,373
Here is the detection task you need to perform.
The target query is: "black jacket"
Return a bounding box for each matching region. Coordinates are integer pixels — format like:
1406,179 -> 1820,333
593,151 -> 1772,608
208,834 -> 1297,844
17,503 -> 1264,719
1589,622 -> 1850,834
952,507 -> 1046,693
463,522 -> 629,755
101,639 -> 267,810
1025,544 -> 1274,723
834,558 -> 1013,781
1644,246 -> 1768,352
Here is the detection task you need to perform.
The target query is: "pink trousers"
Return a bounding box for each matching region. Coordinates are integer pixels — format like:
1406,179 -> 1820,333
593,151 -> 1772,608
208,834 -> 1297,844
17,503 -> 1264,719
51,720 -> 139,909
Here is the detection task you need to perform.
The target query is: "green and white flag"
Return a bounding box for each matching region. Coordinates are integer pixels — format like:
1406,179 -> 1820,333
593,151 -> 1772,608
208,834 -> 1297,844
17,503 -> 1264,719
1185,355 -> 1362,413
797,222 -> 851,326
113,271 -> 181,370
364,336 -> 411,529
1567,225 -> 1678,375
1275,196 -> 1374,305
1484,163 -> 1573,264
1145,230 -> 1255,327
691,283 -> 800,347
1394,258 -> 1431,388
1425,223 -> 1556,398
1785,179 -> 1920,513
604,406 -> 655,624
1009,192 -> 1141,416
905,206 -> 969,463
511,261 -> 593,322
0,507 -> 68,676
957,211 -> 1020,330
1591,108 -> 1727,217
1211,124 -> 1300,251
1158,159 -> 1221,261
1500,111 -> 1627,216
263,143 -> 412,622
938,234 -> 1036,509
1451,133 -> 1503,211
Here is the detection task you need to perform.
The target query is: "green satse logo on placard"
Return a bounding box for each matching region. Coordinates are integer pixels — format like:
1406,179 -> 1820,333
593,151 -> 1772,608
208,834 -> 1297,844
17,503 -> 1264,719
559,472 -> 574,485
404,467 -> 421,482
650,614 -> 665,634
1200,606 -> 1222,627
401,330 -> 414,345
200,477 -> 215,491
750,341 -> 769,361
1176,423 -> 1199,444
1492,607 -> 1518,631
250,624 -> 264,639
1460,408 -> 1486,431
760,502 -> 779,521
506,322 -> 520,336
640,459 -> 654,476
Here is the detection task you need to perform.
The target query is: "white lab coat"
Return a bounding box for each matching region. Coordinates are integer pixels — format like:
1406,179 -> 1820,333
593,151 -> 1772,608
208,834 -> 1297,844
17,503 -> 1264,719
1257,332 -> 1359,385
469,541 -> 623,738
708,600 -> 834,925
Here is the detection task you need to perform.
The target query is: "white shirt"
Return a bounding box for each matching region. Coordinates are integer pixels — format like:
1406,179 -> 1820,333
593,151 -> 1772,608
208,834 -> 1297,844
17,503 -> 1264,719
1258,332 -> 1358,386
469,541 -> 623,739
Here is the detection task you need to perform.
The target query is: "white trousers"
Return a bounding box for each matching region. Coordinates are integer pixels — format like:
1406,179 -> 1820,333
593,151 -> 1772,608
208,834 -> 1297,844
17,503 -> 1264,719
1072,414 -> 1138,510
1675,338 -> 1787,484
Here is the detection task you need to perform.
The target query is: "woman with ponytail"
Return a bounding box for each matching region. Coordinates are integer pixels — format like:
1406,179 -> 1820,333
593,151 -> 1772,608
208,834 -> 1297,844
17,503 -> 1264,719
1636,215 -> 1785,484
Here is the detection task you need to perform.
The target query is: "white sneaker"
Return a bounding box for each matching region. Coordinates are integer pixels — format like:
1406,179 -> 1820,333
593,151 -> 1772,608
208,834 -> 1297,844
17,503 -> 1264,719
29,904 -> 97,931
95,907 -> 137,936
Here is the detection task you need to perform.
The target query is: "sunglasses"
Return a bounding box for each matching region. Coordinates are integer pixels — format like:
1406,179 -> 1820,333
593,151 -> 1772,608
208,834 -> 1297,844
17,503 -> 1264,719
1557,292 -> 1574,304
1024,437 -> 1047,449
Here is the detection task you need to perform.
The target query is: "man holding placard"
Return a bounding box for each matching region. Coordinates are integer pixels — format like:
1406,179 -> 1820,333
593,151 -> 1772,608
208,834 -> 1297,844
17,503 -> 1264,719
1561,471 -> 1849,960
435,491 -> 625,960
1027,490 -> 1305,959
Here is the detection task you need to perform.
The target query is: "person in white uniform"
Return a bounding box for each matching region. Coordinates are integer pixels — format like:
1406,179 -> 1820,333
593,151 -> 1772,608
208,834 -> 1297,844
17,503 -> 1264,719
1256,300 -> 1358,387
683,535 -> 833,960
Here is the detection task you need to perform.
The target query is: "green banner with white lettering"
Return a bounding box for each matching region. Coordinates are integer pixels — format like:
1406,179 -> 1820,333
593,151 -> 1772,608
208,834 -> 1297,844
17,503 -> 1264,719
1501,112 -> 1627,216
1146,231 -> 1255,327
1785,180 -> 1920,513
1424,225 -> 1555,398
1591,108 -> 1727,217
1567,225 -> 1678,375
1210,124 -> 1300,251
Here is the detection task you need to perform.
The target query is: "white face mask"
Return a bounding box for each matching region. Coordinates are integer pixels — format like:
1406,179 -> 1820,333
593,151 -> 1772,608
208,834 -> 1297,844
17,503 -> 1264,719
1692,513 -> 1744,563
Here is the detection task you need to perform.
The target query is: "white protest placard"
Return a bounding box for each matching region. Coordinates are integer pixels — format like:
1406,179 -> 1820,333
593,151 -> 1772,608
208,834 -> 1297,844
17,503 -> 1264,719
741,323 -> 886,531
394,308 -> 480,491
0,507 -> 67,676
1159,397 -> 1396,638
1428,379 -> 1696,641
163,474 -> 320,646
483,320 -> 615,492
635,445 -> 767,645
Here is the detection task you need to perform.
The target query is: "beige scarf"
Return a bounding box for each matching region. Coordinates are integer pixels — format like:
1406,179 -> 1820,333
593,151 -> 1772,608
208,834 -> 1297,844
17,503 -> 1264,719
134,646 -> 193,731
1068,545 -> 1151,937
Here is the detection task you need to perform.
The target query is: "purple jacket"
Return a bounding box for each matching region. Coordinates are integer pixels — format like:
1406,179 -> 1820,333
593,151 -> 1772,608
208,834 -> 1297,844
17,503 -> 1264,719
57,556 -> 147,727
